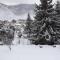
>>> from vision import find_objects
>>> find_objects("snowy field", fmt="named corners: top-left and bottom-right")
top-left (0, 29), bottom-right (60, 60)
top-left (0, 45), bottom-right (60, 60)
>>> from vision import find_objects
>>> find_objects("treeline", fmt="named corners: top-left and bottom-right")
top-left (0, 20), bottom-right (16, 45)
top-left (24, 0), bottom-right (60, 45)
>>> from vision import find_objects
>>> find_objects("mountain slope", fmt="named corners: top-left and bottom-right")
top-left (0, 3), bottom-right (35, 20)
top-left (0, 3), bottom-right (18, 20)
top-left (7, 4), bottom-right (35, 15)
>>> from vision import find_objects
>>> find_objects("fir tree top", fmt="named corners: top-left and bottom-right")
top-left (35, 0), bottom-right (54, 21)
top-left (27, 13), bottom-right (31, 21)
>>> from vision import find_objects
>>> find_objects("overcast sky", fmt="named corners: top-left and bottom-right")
top-left (0, 0), bottom-right (58, 5)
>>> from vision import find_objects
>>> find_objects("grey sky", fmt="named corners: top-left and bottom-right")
top-left (0, 0), bottom-right (58, 5)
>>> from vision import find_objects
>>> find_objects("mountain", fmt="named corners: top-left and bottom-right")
top-left (0, 3), bottom-right (17, 20)
top-left (7, 4), bottom-right (35, 15)
top-left (0, 3), bottom-right (35, 20)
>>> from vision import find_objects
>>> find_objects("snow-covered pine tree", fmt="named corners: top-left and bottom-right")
top-left (55, 1), bottom-right (60, 14)
top-left (24, 13), bottom-right (33, 38)
top-left (53, 1), bottom-right (60, 44)
top-left (31, 0), bottom-right (58, 45)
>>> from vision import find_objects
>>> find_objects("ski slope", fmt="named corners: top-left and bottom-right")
top-left (0, 45), bottom-right (60, 60)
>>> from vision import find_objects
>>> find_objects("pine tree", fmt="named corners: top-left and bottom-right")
top-left (31, 0), bottom-right (57, 45)
top-left (24, 13), bottom-right (32, 38)
top-left (54, 1), bottom-right (60, 44)
top-left (55, 1), bottom-right (60, 14)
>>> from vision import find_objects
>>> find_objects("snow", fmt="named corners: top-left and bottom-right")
top-left (13, 31), bottom-right (19, 45)
top-left (0, 45), bottom-right (60, 60)
top-left (13, 30), bottom-right (30, 45)
top-left (20, 36), bottom-right (30, 45)
top-left (13, 26), bottom-right (31, 45)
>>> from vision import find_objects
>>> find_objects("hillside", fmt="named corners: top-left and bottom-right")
top-left (0, 3), bottom-right (35, 20)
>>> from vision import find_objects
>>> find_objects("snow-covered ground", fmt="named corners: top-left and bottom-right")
top-left (0, 45), bottom-right (60, 60)
top-left (1, 27), bottom-right (59, 60)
